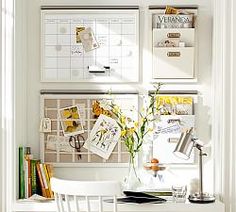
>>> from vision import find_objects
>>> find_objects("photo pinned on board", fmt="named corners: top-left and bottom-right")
top-left (79, 27), bottom-right (99, 52)
top-left (59, 105), bottom-right (84, 136)
top-left (76, 27), bottom-right (85, 43)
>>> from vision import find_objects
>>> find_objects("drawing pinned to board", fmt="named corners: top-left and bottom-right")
top-left (59, 105), bottom-right (84, 136)
top-left (84, 114), bottom-right (120, 160)
top-left (79, 27), bottom-right (100, 52)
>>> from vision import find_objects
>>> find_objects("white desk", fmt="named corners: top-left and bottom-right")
top-left (13, 200), bottom-right (224, 212)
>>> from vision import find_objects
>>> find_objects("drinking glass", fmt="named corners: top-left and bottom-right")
top-left (172, 185), bottom-right (187, 203)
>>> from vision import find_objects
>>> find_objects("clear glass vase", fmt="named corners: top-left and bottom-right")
top-left (123, 155), bottom-right (141, 190)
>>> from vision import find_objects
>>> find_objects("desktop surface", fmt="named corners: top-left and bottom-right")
top-left (14, 199), bottom-right (224, 212)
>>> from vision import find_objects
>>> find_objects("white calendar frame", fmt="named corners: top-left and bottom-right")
top-left (41, 8), bottom-right (140, 83)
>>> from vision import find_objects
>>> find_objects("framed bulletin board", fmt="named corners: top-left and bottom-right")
top-left (40, 91), bottom-right (138, 166)
top-left (41, 7), bottom-right (139, 82)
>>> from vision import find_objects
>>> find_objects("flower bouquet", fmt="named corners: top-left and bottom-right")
top-left (109, 84), bottom-right (162, 185)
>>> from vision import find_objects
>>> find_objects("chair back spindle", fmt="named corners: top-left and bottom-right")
top-left (51, 177), bottom-right (121, 212)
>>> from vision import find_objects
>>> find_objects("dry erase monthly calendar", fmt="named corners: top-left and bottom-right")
top-left (41, 9), bottom-right (139, 82)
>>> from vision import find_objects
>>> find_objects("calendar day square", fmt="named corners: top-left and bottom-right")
top-left (58, 58), bottom-right (70, 69)
top-left (96, 57), bottom-right (109, 67)
top-left (45, 35), bottom-right (57, 45)
top-left (45, 24), bottom-right (57, 34)
top-left (45, 57), bottom-right (57, 69)
top-left (122, 24), bottom-right (135, 35)
top-left (58, 69), bottom-right (71, 80)
top-left (58, 35), bottom-right (71, 45)
top-left (110, 35), bottom-right (122, 46)
top-left (58, 46), bottom-right (71, 56)
top-left (96, 47), bottom-right (109, 57)
top-left (111, 48), bottom-right (122, 58)
top-left (45, 46), bottom-right (57, 56)
top-left (71, 58), bottom-right (83, 69)
top-left (44, 69), bottom-right (57, 80)
top-left (58, 24), bottom-right (70, 35)
top-left (96, 23), bottom-right (109, 35)
top-left (110, 24), bottom-right (122, 34)
top-left (122, 35), bottom-right (136, 46)
top-left (71, 69), bottom-right (84, 79)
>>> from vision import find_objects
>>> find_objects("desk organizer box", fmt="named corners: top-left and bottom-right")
top-left (151, 8), bottom-right (197, 79)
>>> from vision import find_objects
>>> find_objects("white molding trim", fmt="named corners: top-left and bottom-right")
top-left (0, 0), bottom-right (15, 211)
top-left (212, 0), bottom-right (224, 199)
top-left (213, 0), bottom-right (236, 211)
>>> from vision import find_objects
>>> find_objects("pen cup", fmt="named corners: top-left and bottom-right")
top-left (172, 185), bottom-right (187, 203)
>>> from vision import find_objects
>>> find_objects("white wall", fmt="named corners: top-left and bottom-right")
top-left (15, 0), bottom-right (214, 198)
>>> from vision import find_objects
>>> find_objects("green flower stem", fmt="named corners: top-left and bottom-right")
top-left (129, 154), bottom-right (140, 182)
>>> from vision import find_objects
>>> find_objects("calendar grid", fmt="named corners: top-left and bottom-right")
top-left (42, 10), bottom-right (139, 82)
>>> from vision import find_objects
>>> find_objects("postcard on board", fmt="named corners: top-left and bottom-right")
top-left (84, 114), bottom-right (120, 160)
top-left (59, 105), bottom-right (84, 136)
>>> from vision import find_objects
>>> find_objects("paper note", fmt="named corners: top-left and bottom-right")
top-left (39, 118), bottom-right (51, 133)
top-left (46, 135), bottom-right (73, 152)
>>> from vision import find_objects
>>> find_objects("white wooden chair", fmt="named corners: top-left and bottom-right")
top-left (51, 177), bottom-right (121, 212)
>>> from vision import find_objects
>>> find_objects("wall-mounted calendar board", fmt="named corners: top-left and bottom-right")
top-left (40, 92), bottom-right (138, 166)
top-left (41, 8), bottom-right (139, 82)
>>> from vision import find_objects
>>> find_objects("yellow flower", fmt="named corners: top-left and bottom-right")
top-left (112, 105), bottom-right (120, 113)
top-left (125, 128), bottom-right (135, 136)
top-left (72, 113), bottom-right (79, 119)
top-left (65, 120), bottom-right (73, 127)
top-left (121, 130), bottom-right (127, 137)
top-left (63, 109), bottom-right (71, 118)
top-left (129, 127), bottom-right (135, 134)
top-left (148, 128), bottom-right (153, 132)
top-left (120, 116), bottom-right (126, 124)
top-left (66, 126), bottom-right (74, 132)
